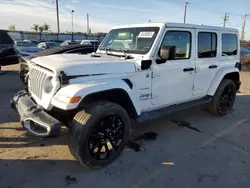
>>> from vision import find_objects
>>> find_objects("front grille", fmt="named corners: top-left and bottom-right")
top-left (29, 66), bottom-right (49, 100)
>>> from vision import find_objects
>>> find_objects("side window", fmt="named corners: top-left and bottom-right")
top-left (161, 31), bottom-right (191, 59)
top-left (198, 32), bottom-right (217, 58)
top-left (222, 33), bottom-right (238, 56)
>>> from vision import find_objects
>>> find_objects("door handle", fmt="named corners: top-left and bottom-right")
top-left (209, 65), bottom-right (217, 69)
top-left (183, 67), bottom-right (194, 72)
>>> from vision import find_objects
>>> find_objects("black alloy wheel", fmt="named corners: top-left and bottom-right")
top-left (88, 115), bottom-right (125, 160)
top-left (219, 86), bottom-right (235, 113)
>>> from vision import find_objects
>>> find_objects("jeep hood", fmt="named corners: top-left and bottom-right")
top-left (32, 54), bottom-right (137, 76)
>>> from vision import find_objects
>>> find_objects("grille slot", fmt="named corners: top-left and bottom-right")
top-left (29, 67), bottom-right (49, 100)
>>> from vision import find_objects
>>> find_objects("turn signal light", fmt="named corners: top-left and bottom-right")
top-left (69, 96), bottom-right (81, 103)
top-left (248, 58), bottom-right (250, 63)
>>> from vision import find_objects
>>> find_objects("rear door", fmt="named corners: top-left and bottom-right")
top-left (0, 30), bottom-right (20, 66)
top-left (193, 30), bottom-right (219, 96)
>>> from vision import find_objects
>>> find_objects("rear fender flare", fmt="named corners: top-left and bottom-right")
top-left (207, 67), bottom-right (239, 96)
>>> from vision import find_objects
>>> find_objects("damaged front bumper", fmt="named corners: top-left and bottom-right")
top-left (10, 90), bottom-right (61, 137)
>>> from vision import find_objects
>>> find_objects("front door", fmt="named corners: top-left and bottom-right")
top-left (151, 28), bottom-right (195, 106)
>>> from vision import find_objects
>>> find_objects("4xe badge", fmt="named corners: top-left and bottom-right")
top-left (139, 93), bottom-right (151, 100)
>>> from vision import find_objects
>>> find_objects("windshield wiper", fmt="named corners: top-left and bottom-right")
top-left (103, 47), bottom-right (134, 59)
top-left (120, 49), bottom-right (134, 59)
top-left (105, 47), bottom-right (113, 55)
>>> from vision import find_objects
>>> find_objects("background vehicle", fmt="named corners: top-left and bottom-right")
top-left (24, 39), bottom-right (39, 45)
top-left (60, 40), bottom-right (81, 46)
top-left (15, 40), bottom-right (40, 56)
top-left (0, 30), bottom-right (20, 71)
top-left (80, 40), bottom-right (100, 46)
top-left (240, 47), bottom-right (250, 64)
top-left (38, 42), bottom-right (59, 50)
top-left (19, 44), bottom-right (99, 83)
top-left (12, 23), bottom-right (241, 169)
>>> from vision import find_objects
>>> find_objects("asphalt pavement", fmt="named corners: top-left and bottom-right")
top-left (1, 64), bottom-right (250, 188)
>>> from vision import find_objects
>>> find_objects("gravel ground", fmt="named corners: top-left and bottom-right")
top-left (1, 64), bottom-right (250, 188)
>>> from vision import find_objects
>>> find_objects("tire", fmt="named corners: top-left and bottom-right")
top-left (207, 79), bottom-right (236, 116)
top-left (68, 101), bottom-right (130, 169)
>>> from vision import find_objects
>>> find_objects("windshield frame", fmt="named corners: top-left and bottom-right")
top-left (99, 27), bottom-right (160, 55)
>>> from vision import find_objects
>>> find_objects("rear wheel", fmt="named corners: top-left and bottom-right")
top-left (68, 101), bottom-right (130, 169)
top-left (207, 79), bottom-right (236, 116)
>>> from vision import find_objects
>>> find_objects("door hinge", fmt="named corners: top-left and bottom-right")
top-left (151, 93), bottom-right (158, 99)
top-left (192, 85), bottom-right (195, 90)
top-left (151, 72), bottom-right (160, 78)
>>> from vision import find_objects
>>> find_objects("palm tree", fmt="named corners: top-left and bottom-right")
top-left (43, 23), bottom-right (50, 32)
top-left (31, 24), bottom-right (39, 32)
top-left (38, 26), bottom-right (44, 33)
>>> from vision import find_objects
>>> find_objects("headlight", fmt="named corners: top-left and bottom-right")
top-left (43, 76), bottom-right (53, 94)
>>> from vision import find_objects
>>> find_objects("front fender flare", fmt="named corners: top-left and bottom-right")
top-left (51, 79), bottom-right (141, 115)
top-left (207, 67), bottom-right (239, 96)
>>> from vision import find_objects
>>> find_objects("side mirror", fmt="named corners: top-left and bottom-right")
top-left (159, 46), bottom-right (176, 60)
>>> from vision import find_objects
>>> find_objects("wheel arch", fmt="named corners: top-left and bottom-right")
top-left (51, 79), bottom-right (141, 116)
top-left (207, 67), bottom-right (240, 96)
top-left (78, 88), bottom-right (139, 118)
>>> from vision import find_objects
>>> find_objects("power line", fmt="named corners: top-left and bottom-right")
top-left (0, 1), bottom-right (55, 9)
top-left (60, 0), bottom-right (71, 12)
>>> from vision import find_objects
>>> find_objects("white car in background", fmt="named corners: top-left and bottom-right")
top-left (80, 40), bottom-right (100, 46)
top-left (15, 40), bottom-right (40, 56)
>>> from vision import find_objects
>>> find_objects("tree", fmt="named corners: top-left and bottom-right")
top-left (43, 23), bottom-right (50, 32)
top-left (8, 25), bottom-right (16, 31)
top-left (31, 24), bottom-right (39, 32)
top-left (38, 26), bottom-right (44, 33)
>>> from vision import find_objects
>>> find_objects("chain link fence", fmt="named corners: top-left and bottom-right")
top-left (6, 30), bottom-right (106, 42)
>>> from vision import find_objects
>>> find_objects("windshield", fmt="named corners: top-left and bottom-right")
top-left (99, 27), bottom-right (160, 54)
top-left (17, 41), bottom-right (36, 47)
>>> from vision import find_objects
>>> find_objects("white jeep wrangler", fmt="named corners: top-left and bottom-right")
top-left (11, 22), bottom-right (241, 168)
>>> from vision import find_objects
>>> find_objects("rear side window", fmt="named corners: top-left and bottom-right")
top-left (198, 32), bottom-right (217, 58)
top-left (222, 33), bottom-right (238, 56)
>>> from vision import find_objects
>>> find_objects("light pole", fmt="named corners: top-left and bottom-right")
top-left (184, 2), bottom-right (188, 24)
top-left (71, 10), bottom-right (74, 40)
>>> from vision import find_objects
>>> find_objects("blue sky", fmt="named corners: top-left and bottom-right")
top-left (0, 0), bottom-right (250, 40)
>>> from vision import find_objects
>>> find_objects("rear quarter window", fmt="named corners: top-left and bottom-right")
top-left (222, 33), bottom-right (238, 56)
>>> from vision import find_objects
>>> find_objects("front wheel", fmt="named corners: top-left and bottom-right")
top-left (68, 101), bottom-right (130, 169)
top-left (207, 79), bottom-right (236, 116)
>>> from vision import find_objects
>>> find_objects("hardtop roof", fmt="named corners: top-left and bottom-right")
top-left (111, 22), bottom-right (238, 33)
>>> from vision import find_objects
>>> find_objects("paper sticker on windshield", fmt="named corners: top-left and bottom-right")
top-left (138, 32), bottom-right (155, 38)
